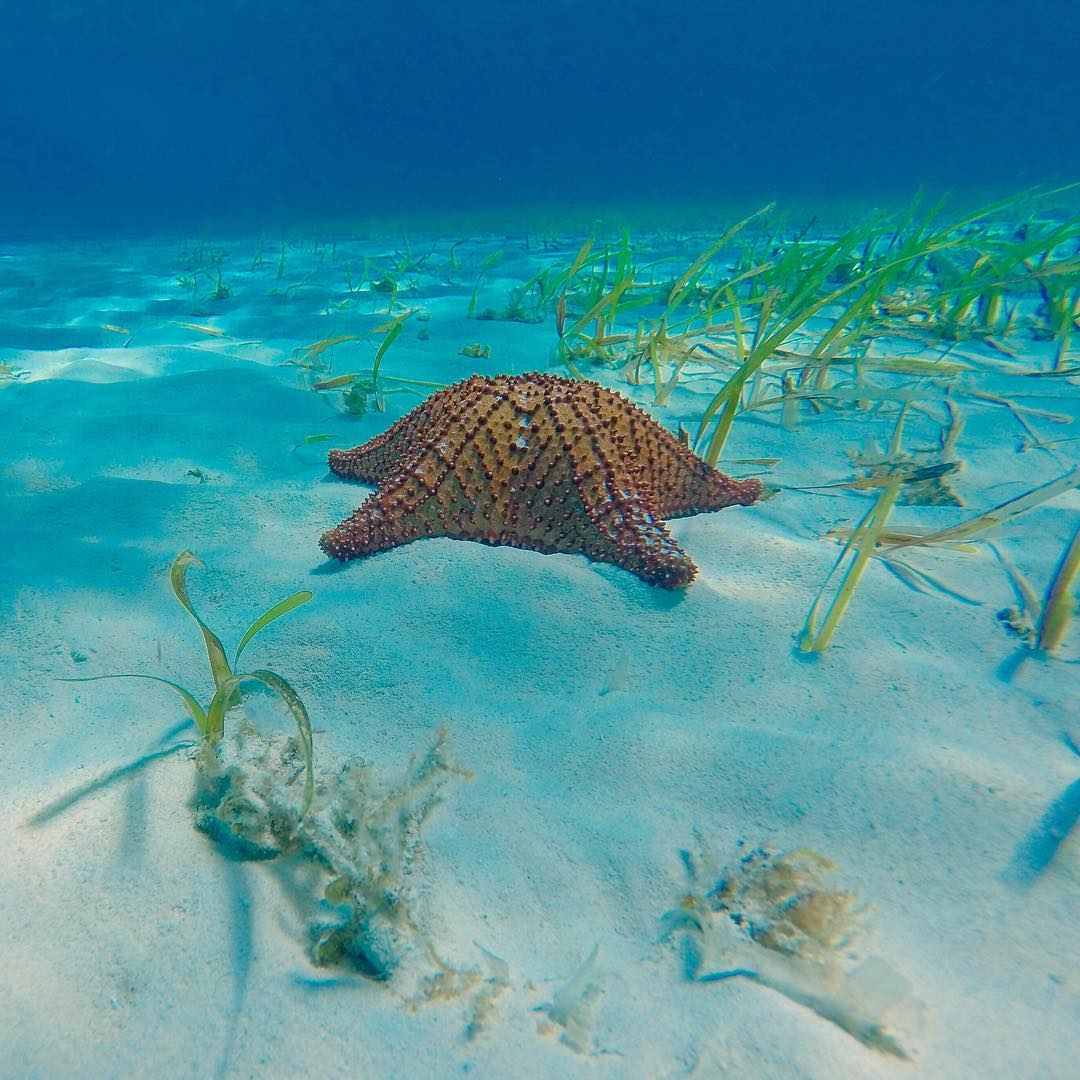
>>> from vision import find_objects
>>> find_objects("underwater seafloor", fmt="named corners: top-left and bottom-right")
top-left (1, 207), bottom-right (1078, 1079)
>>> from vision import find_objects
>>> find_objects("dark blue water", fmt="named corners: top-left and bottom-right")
top-left (2, 0), bottom-right (1077, 234)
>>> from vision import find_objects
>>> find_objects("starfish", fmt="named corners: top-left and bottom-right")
top-left (320, 373), bottom-right (761, 588)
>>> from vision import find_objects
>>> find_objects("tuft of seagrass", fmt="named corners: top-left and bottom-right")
top-left (321, 373), bottom-right (761, 588)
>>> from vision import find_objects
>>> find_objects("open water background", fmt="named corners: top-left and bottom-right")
top-left (2, 1), bottom-right (1078, 234)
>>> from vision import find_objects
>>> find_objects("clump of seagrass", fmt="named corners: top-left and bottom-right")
top-left (64, 551), bottom-right (468, 980)
top-left (662, 834), bottom-right (916, 1059)
top-left (62, 550), bottom-right (316, 810)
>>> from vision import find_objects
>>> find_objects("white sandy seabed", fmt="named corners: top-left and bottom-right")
top-left (0, 232), bottom-right (1077, 1079)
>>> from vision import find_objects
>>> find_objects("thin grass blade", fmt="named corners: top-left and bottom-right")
top-left (667, 203), bottom-right (774, 309)
top-left (240, 670), bottom-right (315, 815)
top-left (170, 551), bottom-right (233, 689)
top-left (799, 477), bottom-right (903, 652)
top-left (886, 467), bottom-right (1080, 549)
top-left (233, 591), bottom-right (313, 669)
top-left (1036, 524), bottom-right (1080, 654)
top-left (371, 318), bottom-right (405, 382)
top-left (59, 674), bottom-right (208, 736)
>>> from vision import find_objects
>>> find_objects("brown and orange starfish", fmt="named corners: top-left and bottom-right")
top-left (320, 373), bottom-right (761, 588)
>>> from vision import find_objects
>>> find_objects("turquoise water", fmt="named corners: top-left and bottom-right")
top-left (1, 4), bottom-right (1079, 1078)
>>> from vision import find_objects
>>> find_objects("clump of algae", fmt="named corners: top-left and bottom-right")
top-left (415, 944), bottom-right (511, 1040)
top-left (198, 721), bottom-right (469, 980)
top-left (62, 551), bottom-right (470, 982)
top-left (662, 834), bottom-right (916, 1059)
top-left (537, 944), bottom-right (605, 1054)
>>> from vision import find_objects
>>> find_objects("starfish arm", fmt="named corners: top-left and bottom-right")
top-left (577, 475), bottom-right (699, 589)
top-left (321, 383), bottom-right (511, 560)
top-left (620, 402), bottom-right (762, 516)
top-left (327, 409), bottom-right (430, 484)
top-left (320, 491), bottom-right (406, 561)
top-left (653, 451), bottom-right (762, 519)
top-left (328, 377), bottom-right (489, 483)
top-left (319, 459), bottom-right (449, 561)
top-left (559, 397), bottom-right (698, 588)
top-left (569, 381), bottom-right (760, 517)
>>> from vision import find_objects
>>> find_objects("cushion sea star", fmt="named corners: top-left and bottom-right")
top-left (320, 373), bottom-right (761, 588)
